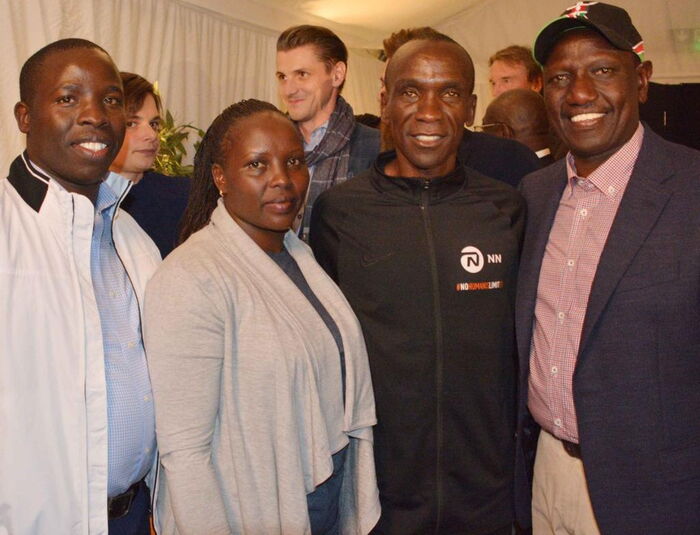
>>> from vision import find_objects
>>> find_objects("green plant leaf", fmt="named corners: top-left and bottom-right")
top-left (154, 108), bottom-right (204, 178)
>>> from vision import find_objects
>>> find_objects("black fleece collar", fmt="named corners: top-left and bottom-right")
top-left (7, 152), bottom-right (50, 213)
top-left (370, 150), bottom-right (467, 202)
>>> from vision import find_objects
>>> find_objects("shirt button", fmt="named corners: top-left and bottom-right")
top-left (109, 291), bottom-right (116, 298)
top-left (580, 208), bottom-right (588, 217)
top-left (608, 186), bottom-right (616, 194)
top-left (567, 259), bottom-right (575, 268)
top-left (145, 448), bottom-right (151, 454)
top-left (127, 341), bottom-right (135, 348)
top-left (144, 395), bottom-right (150, 402)
top-left (551, 366), bottom-right (558, 374)
top-left (554, 418), bottom-right (562, 427)
top-left (558, 311), bottom-right (565, 322)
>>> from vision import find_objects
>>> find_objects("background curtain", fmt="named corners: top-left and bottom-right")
top-left (436, 0), bottom-right (700, 125)
top-left (2, 0), bottom-right (698, 172)
top-left (0, 0), bottom-right (383, 174)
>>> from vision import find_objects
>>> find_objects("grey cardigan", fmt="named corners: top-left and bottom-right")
top-left (144, 202), bottom-right (379, 534)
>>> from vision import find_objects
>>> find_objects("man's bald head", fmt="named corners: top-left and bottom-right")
top-left (484, 89), bottom-right (549, 138)
top-left (385, 38), bottom-right (475, 95)
top-left (482, 88), bottom-right (551, 153)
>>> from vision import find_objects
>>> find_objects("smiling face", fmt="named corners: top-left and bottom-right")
top-left (543, 29), bottom-right (652, 176)
top-left (110, 93), bottom-right (160, 182)
top-left (212, 111), bottom-right (309, 252)
top-left (276, 44), bottom-right (345, 138)
top-left (383, 39), bottom-right (476, 179)
top-left (14, 47), bottom-right (125, 197)
top-left (489, 60), bottom-right (540, 97)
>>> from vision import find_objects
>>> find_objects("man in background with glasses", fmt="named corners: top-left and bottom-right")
top-left (476, 88), bottom-right (556, 167)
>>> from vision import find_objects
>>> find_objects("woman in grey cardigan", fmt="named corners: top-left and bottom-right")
top-left (144, 100), bottom-right (380, 534)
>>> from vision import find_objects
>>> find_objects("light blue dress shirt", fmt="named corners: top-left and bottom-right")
top-left (304, 121), bottom-right (329, 154)
top-left (303, 121), bottom-right (329, 184)
top-left (90, 183), bottom-right (156, 497)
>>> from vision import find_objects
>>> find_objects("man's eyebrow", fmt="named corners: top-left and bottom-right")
top-left (129, 111), bottom-right (162, 120)
top-left (55, 83), bottom-right (82, 92)
top-left (395, 77), bottom-right (465, 86)
top-left (276, 68), bottom-right (308, 75)
top-left (393, 78), bottom-right (421, 86)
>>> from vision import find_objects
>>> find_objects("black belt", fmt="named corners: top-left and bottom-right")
top-left (561, 438), bottom-right (582, 459)
top-left (108, 479), bottom-right (144, 520)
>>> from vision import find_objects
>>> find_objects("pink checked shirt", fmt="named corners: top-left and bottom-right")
top-left (528, 124), bottom-right (644, 443)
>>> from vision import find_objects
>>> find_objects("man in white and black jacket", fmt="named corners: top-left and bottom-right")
top-left (310, 34), bottom-right (525, 534)
top-left (0, 39), bottom-right (161, 534)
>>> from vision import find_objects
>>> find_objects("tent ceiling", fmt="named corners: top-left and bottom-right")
top-left (184, 0), bottom-right (484, 47)
top-left (250, 0), bottom-right (481, 35)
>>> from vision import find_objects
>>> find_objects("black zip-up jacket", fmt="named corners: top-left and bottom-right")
top-left (310, 152), bottom-right (526, 534)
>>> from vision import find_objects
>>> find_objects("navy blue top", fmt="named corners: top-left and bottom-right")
top-left (267, 246), bottom-right (348, 534)
top-left (268, 247), bottom-right (346, 400)
top-left (120, 171), bottom-right (190, 258)
top-left (459, 130), bottom-right (540, 188)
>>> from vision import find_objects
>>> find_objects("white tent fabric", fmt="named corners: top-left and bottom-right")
top-left (1, 0), bottom-right (698, 174)
top-left (0, 0), bottom-right (382, 174)
top-left (436, 0), bottom-right (700, 125)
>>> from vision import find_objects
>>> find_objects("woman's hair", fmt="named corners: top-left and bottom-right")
top-left (120, 72), bottom-right (162, 115)
top-left (178, 99), bottom-right (285, 243)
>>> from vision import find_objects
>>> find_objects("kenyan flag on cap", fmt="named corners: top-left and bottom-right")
top-left (533, 2), bottom-right (645, 65)
top-left (563, 2), bottom-right (599, 19)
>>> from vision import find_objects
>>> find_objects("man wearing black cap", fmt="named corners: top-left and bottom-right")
top-left (515, 3), bottom-right (700, 534)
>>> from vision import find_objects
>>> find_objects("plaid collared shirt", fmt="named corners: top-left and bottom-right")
top-left (528, 123), bottom-right (644, 443)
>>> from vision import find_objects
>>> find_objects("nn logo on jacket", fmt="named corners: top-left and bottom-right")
top-left (460, 246), bottom-right (502, 274)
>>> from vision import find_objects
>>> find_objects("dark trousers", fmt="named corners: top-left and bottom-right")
top-left (108, 482), bottom-right (151, 535)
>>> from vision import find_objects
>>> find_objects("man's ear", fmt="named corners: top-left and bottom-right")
top-left (14, 101), bottom-right (30, 134)
top-left (637, 60), bottom-right (653, 104)
top-left (331, 61), bottom-right (347, 89)
top-left (380, 88), bottom-right (388, 116)
top-left (463, 94), bottom-right (477, 127)
top-left (531, 74), bottom-right (543, 94)
top-left (381, 93), bottom-right (391, 126)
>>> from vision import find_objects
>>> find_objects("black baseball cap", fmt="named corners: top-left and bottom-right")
top-left (534, 2), bottom-right (645, 65)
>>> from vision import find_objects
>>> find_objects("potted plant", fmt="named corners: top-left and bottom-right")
top-left (154, 109), bottom-right (204, 178)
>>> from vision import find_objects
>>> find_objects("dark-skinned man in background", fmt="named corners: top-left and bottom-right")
top-left (480, 88), bottom-right (556, 167)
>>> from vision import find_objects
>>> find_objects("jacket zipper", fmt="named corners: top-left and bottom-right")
top-left (420, 179), bottom-right (445, 533)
